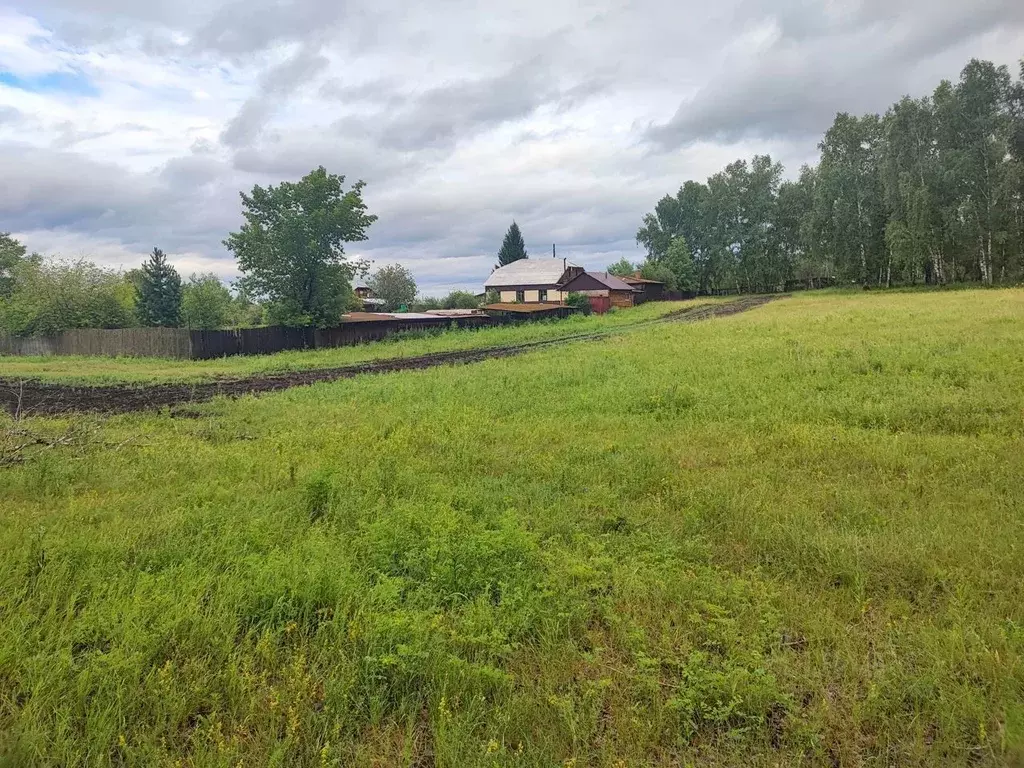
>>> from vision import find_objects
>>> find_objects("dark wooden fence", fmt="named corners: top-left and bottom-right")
top-left (311, 315), bottom-right (492, 350)
top-left (1, 314), bottom-right (511, 361)
top-left (189, 326), bottom-right (316, 359)
top-left (1, 328), bottom-right (191, 358)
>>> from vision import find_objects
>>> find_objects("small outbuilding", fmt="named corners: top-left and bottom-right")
top-left (619, 275), bottom-right (666, 304)
top-left (559, 271), bottom-right (639, 312)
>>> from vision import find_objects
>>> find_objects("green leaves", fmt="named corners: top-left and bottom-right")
top-left (440, 291), bottom-right (480, 310)
top-left (367, 264), bottom-right (417, 312)
top-left (0, 256), bottom-right (136, 336)
top-left (606, 257), bottom-right (636, 277)
top-left (181, 273), bottom-right (233, 330)
top-left (0, 232), bottom-right (28, 299)
top-left (638, 55), bottom-right (1024, 291)
top-left (497, 221), bottom-right (528, 266)
top-left (664, 237), bottom-right (697, 293)
top-left (137, 248), bottom-right (182, 327)
top-left (224, 167), bottom-right (377, 327)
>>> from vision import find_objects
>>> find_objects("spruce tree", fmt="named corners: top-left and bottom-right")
top-left (137, 247), bottom-right (182, 327)
top-left (497, 221), bottom-right (528, 266)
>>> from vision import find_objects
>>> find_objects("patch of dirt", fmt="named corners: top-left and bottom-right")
top-left (0, 295), bottom-right (782, 416)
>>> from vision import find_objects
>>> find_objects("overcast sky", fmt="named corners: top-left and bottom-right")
top-left (1, 0), bottom-right (1022, 295)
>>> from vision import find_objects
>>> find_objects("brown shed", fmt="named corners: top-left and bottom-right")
top-left (619, 275), bottom-right (666, 303)
top-left (559, 271), bottom-right (639, 309)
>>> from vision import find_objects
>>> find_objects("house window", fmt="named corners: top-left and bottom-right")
top-left (515, 290), bottom-right (525, 303)
top-left (538, 289), bottom-right (548, 302)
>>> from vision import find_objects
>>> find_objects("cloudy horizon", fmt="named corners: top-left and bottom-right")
top-left (1, 0), bottom-right (1022, 296)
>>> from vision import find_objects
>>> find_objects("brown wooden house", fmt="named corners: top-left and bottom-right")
top-left (483, 259), bottom-right (584, 303)
top-left (353, 285), bottom-right (387, 311)
top-left (559, 271), bottom-right (639, 311)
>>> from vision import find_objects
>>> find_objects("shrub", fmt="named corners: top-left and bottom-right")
top-left (413, 296), bottom-right (443, 312)
top-left (0, 258), bottom-right (136, 335)
top-left (565, 292), bottom-right (592, 315)
top-left (441, 291), bottom-right (480, 309)
top-left (182, 273), bottom-right (233, 329)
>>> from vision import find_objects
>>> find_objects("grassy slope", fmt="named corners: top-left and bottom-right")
top-left (1, 289), bottom-right (1023, 767)
top-left (0, 301), bottom-right (696, 385)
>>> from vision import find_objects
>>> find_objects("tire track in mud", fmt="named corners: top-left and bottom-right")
top-left (1, 295), bottom-right (781, 416)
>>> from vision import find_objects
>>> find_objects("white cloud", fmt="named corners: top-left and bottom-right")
top-left (1, 1), bottom-right (1022, 295)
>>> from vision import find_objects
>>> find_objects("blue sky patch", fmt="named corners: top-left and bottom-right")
top-left (0, 69), bottom-right (99, 97)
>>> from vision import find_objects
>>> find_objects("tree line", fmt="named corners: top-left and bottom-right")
top-left (0, 237), bottom-right (262, 335)
top-left (636, 57), bottom-right (1024, 293)
top-left (0, 166), bottom-right (511, 337)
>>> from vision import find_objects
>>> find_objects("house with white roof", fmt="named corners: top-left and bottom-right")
top-left (483, 258), bottom-right (584, 303)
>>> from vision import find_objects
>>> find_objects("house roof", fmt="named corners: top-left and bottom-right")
top-left (620, 275), bottom-right (665, 286)
top-left (484, 258), bottom-right (580, 288)
top-left (482, 302), bottom-right (568, 313)
top-left (564, 271), bottom-right (639, 291)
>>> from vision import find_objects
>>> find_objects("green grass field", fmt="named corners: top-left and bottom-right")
top-left (2, 289), bottom-right (1023, 766)
top-left (0, 301), bottom-right (697, 385)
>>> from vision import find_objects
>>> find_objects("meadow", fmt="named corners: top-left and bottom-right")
top-left (1, 288), bottom-right (1022, 767)
top-left (0, 300), bottom-right (698, 385)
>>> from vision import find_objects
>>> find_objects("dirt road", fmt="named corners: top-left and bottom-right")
top-left (0, 296), bottom-right (780, 416)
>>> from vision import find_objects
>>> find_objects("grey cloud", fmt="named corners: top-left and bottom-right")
top-left (0, 144), bottom-right (243, 261)
top-left (230, 134), bottom-right (422, 185)
top-left (50, 121), bottom-right (121, 149)
top-left (326, 56), bottom-right (610, 154)
top-left (375, 66), bottom-right (557, 152)
top-left (647, 0), bottom-right (1024, 147)
top-left (318, 78), bottom-right (403, 107)
top-left (159, 154), bottom-right (229, 188)
top-left (220, 44), bottom-right (330, 148)
top-left (0, 107), bottom-right (21, 126)
top-left (0, 145), bottom-right (156, 231)
top-left (189, 0), bottom-right (358, 55)
top-left (7, 0), bottom-right (1024, 295)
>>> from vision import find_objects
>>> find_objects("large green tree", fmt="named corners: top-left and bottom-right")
top-left (0, 233), bottom-right (29, 299)
top-left (137, 247), bottom-right (182, 327)
top-left (1009, 62), bottom-right (1024, 271)
top-left (181, 273), bottom-right (234, 329)
top-left (945, 60), bottom-right (1014, 284)
top-left (497, 222), bottom-right (528, 266)
top-left (367, 264), bottom-right (417, 312)
top-left (225, 167), bottom-right (376, 327)
top-left (777, 166), bottom-right (827, 285)
top-left (816, 114), bottom-right (887, 287)
top-left (663, 237), bottom-right (697, 293)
